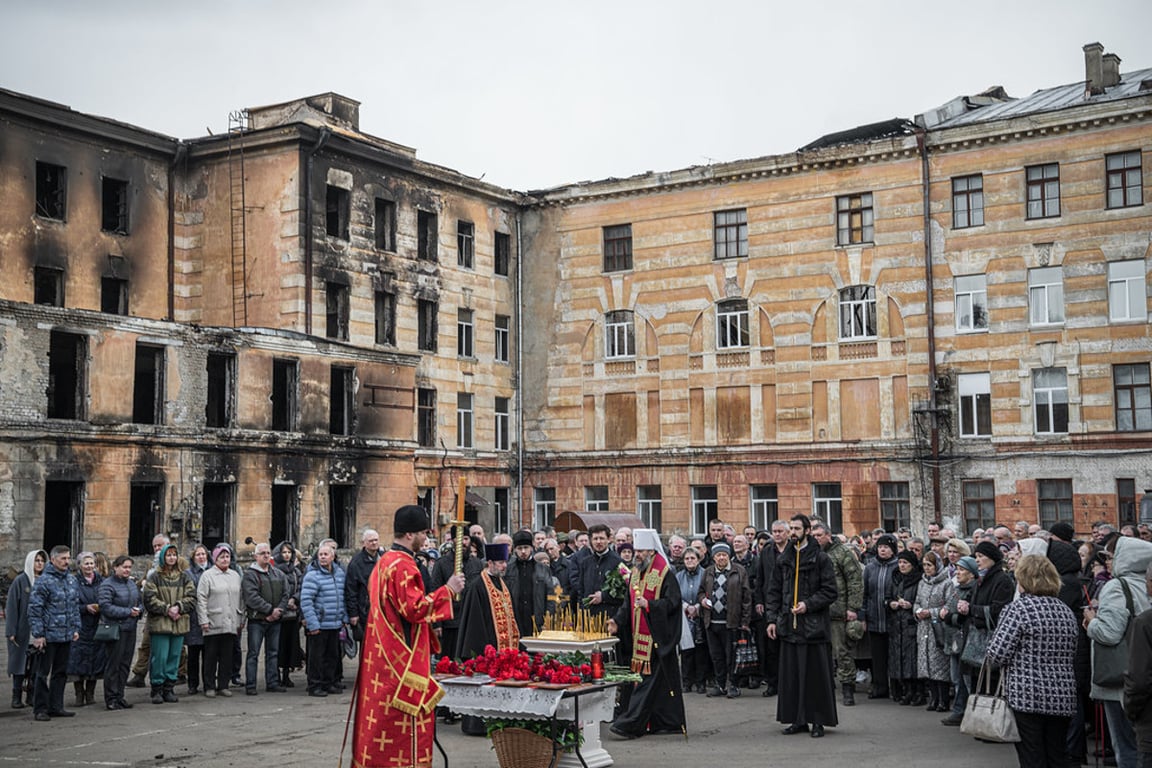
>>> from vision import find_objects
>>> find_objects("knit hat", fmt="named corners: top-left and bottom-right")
top-left (974, 540), bottom-right (1003, 563)
top-left (211, 543), bottom-right (232, 563)
top-left (875, 534), bottom-right (898, 553)
top-left (897, 550), bottom-right (920, 567)
top-left (1049, 522), bottom-right (1075, 542)
top-left (617, 543), bottom-right (634, 555)
top-left (512, 530), bottom-right (534, 548)
top-left (393, 504), bottom-right (430, 534)
top-left (711, 542), bottom-right (732, 556)
top-left (956, 556), bottom-right (980, 577)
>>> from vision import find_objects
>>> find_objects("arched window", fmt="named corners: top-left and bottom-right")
top-left (839, 285), bottom-right (876, 340)
top-left (716, 299), bottom-right (749, 349)
top-left (605, 310), bottom-right (635, 358)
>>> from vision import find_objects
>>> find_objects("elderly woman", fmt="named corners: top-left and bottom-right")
top-left (985, 555), bottom-right (1078, 768)
top-left (5, 550), bottom-right (47, 708)
top-left (886, 550), bottom-right (922, 705)
top-left (862, 533), bottom-right (899, 699)
top-left (197, 544), bottom-right (244, 697)
top-left (67, 552), bottom-right (106, 706)
top-left (675, 547), bottom-right (707, 693)
top-left (183, 544), bottom-right (210, 695)
top-left (914, 551), bottom-right (953, 712)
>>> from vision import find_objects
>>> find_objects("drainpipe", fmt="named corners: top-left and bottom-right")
top-left (167, 142), bottom-right (187, 321)
top-left (303, 128), bottom-right (331, 336)
top-left (515, 211), bottom-right (525, 529)
top-left (916, 127), bottom-right (942, 522)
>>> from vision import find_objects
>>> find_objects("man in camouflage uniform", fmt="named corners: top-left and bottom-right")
top-left (812, 522), bottom-right (863, 706)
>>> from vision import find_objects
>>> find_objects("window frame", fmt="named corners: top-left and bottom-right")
top-left (637, 485), bottom-right (663, 529)
top-left (35, 161), bottom-right (67, 221)
top-left (958, 372), bottom-right (993, 437)
top-left (690, 485), bottom-right (718, 537)
top-left (584, 486), bottom-right (609, 513)
top-left (749, 484), bottom-right (778, 532)
top-left (716, 299), bottom-right (750, 350)
top-left (604, 310), bottom-right (636, 359)
top-left (417, 210), bottom-right (438, 262)
top-left (325, 185), bottom-right (350, 240)
top-left (456, 392), bottom-right (474, 449)
top-left (839, 285), bottom-right (877, 341)
top-left (374, 197), bottom-right (397, 251)
top-left (325, 282), bottom-right (350, 341)
top-left (375, 284), bottom-right (396, 346)
top-left (1028, 266), bottom-right (1065, 326)
top-left (954, 274), bottom-right (988, 332)
top-left (457, 220), bottom-right (474, 269)
top-left (534, 487), bottom-right (556, 529)
top-left (962, 479), bottom-right (996, 533)
top-left (1033, 367), bottom-right (1069, 435)
top-left (836, 192), bottom-right (873, 246)
top-left (417, 387), bottom-right (436, 448)
top-left (494, 314), bottom-right (510, 363)
top-left (812, 482), bottom-right (843, 533)
top-left (603, 224), bottom-right (633, 273)
top-left (879, 481), bottom-right (910, 532)
top-left (34, 266), bottom-right (65, 307)
top-left (417, 299), bottom-right (438, 352)
top-left (713, 208), bottom-right (748, 260)
top-left (495, 396), bottom-right (510, 451)
top-left (1114, 363), bottom-right (1152, 432)
top-left (951, 174), bottom-right (984, 229)
top-left (101, 176), bottom-right (130, 234)
top-left (131, 343), bottom-right (166, 426)
top-left (1108, 260), bottom-right (1147, 323)
top-left (494, 231), bottom-right (511, 277)
top-left (1037, 479), bottom-right (1074, 529)
top-left (329, 365), bottom-right (355, 436)
top-left (456, 308), bottom-right (474, 358)
top-left (1106, 151), bottom-right (1143, 210)
top-left (101, 276), bottom-right (129, 315)
top-left (1025, 163), bottom-right (1060, 220)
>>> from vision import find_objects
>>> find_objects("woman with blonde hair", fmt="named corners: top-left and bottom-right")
top-left (985, 554), bottom-right (1078, 768)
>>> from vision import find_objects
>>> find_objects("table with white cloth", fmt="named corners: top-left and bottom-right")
top-left (438, 677), bottom-right (624, 768)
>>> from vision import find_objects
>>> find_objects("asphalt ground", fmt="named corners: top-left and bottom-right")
top-left (0, 641), bottom-right (1020, 768)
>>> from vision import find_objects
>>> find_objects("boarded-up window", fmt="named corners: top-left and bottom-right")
top-left (716, 386), bottom-right (750, 445)
top-left (690, 388), bottom-right (705, 444)
top-left (605, 392), bottom-right (637, 450)
top-left (762, 384), bottom-right (776, 442)
top-left (647, 390), bottom-right (661, 445)
top-left (584, 395), bottom-right (596, 450)
top-left (841, 379), bottom-right (881, 440)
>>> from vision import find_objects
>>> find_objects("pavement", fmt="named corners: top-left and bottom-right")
top-left (0, 657), bottom-right (1020, 768)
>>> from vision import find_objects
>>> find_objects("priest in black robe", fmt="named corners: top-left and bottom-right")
top-left (607, 529), bottom-right (687, 739)
top-left (765, 514), bottom-right (839, 738)
top-left (504, 530), bottom-right (555, 637)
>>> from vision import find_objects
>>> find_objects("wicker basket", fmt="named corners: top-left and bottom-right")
top-left (490, 727), bottom-right (556, 768)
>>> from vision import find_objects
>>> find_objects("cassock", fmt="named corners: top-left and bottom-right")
top-left (765, 536), bottom-right (839, 729)
top-left (610, 551), bottom-right (687, 737)
top-left (454, 567), bottom-right (520, 736)
top-left (352, 544), bottom-right (455, 768)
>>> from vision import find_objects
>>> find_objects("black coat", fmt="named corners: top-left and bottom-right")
top-left (428, 546), bottom-right (484, 630)
top-left (885, 567), bottom-right (921, 680)
top-left (343, 547), bottom-right (381, 628)
top-left (504, 556), bottom-right (554, 636)
top-left (970, 565), bottom-right (1016, 631)
top-left (756, 544), bottom-right (788, 609)
top-left (765, 538), bottom-right (837, 644)
top-left (572, 547), bottom-right (624, 618)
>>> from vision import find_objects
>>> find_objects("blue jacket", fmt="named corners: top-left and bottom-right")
top-left (97, 575), bottom-right (142, 628)
top-left (300, 560), bottom-right (347, 631)
top-left (29, 562), bottom-right (80, 642)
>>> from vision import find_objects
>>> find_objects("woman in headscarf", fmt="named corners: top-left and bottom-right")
top-left (914, 550), bottom-right (953, 711)
top-left (142, 543), bottom-right (196, 704)
top-left (886, 550), bottom-right (923, 705)
top-left (861, 533), bottom-right (898, 699)
top-left (182, 544), bottom-right (210, 695)
top-left (273, 541), bottom-right (304, 688)
top-left (67, 552), bottom-right (106, 706)
top-left (5, 549), bottom-right (46, 708)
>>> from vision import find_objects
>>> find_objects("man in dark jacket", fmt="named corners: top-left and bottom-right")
top-left (755, 520), bottom-right (790, 696)
top-left (505, 530), bottom-right (556, 636)
top-left (572, 524), bottom-right (624, 619)
top-left (28, 545), bottom-right (80, 721)
top-left (766, 515), bottom-right (839, 738)
top-left (241, 543), bottom-right (289, 694)
top-left (344, 529), bottom-right (382, 643)
top-left (699, 542), bottom-right (752, 698)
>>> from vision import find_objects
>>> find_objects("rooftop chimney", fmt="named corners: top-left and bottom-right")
top-left (1084, 42), bottom-right (1105, 95)
top-left (1103, 53), bottom-right (1122, 88)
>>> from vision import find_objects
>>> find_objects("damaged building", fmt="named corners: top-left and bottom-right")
top-left (0, 42), bottom-right (1150, 561)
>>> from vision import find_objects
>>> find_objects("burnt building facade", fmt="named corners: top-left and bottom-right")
top-left (0, 42), bottom-right (1149, 562)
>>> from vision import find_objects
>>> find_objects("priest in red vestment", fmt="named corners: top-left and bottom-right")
top-left (351, 505), bottom-right (464, 768)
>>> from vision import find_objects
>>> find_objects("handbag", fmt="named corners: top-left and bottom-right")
top-left (1092, 578), bottom-right (1135, 688)
top-left (339, 625), bottom-right (358, 659)
top-left (960, 606), bottom-right (993, 668)
top-left (732, 629), bottom-right (759, 677)
top-left (930, 617), bottom-right (946, 650)
top-left (960, 660), bottom-right (1020, 743)
top-left (94, 619), bottom-right (120, 643)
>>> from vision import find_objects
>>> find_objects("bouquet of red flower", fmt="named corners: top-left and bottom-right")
top-left (461, 646), bottom-right (533, 680)
top-left (435, 656), bottom-right (461, 675)
top-left (450, 646), bottom-right (589, 685)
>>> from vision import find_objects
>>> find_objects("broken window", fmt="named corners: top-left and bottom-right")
top-left (456, 392), bottom-right (474, 449)
top-left (101, 276), bottom-right (129, 315)
top-left (457, 220), bottom-right (474, 268)
top-left (35, 161), bottom-right (67, 220)
top-left (271, 358), bottom-right (299, 431)
top-left (101, 177), bottom-right (129, 234)
top-left (494, 231), bottom-right (511, 276)
top-left (34, 266), bottom-right (64, 307)
top-left (328, 485), bottom-right (356, 548)
top-left (47, 330), bottom-right (86, 420)
top-left (374, 197), bottom-right (397, 250)
top-left (326, 185), bottom-right (350, 239)
top-left (128, 483), bottom-right (163, 556)
top-left (330, 365), bottom-right (355, 436)
top-left (495, 396), bottom-right (510, 451)
top-left (457, 308), bottom-right (474, 358)
top-left (418, 298), bottom-right (438, 352)
top-left (205, 352), bottom-right (236, 428)
top-left (201, 483), bottom-right (234, 550)
top-left (132, 344), bottom-right (165, 425)
top-left (43, 481), bottom-right (84, 552)
top-left (417, 210), bottom-right (438, 262)
top-left (836, 193), bottom-right (874, 245)
top-left (495, 314), bottom-right (510, 363)
top-left (375, 280), bottom-right (396, 346)
top-left (417, 387), bottom-right (436, 447)
top-left (271, 485), bottom-right (300, 549)
top-left (326, 281), bottom-right (350, 340)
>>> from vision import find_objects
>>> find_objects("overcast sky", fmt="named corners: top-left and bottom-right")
top-left (3, 1), bottom-right (1149, 191)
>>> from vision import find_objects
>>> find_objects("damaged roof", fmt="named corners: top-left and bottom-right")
top-left (798, 118), bottom-right (918, 152)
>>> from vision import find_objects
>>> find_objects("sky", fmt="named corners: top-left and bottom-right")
top-left (3, 1), bottom-right (1150, 191)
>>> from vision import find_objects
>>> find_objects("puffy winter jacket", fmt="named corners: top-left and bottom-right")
top-left (143, 557), bottom-right (197, 635)
top-left (301, 560), bottom-right (347, 631)
top-left (196, 564), bottom-right (244, 636)
top-left (28, 561), bottom-right (80, 642)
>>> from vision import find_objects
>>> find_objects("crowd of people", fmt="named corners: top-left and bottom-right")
top-left (5, 514), bottom-right (1152, 768)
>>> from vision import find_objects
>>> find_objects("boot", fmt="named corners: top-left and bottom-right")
top-left (128, 672), bottom-right (146, 688)
top-left (11, 676), bottom-right (24, 709)
top-left (161, 683), bottom-right (178, 703)
top-left (281, 670), bottom-right (294, 688)
top-left (84, 679), bottom-right (97, 706)
top-left (937, 683), bottom-right (952, 712)
top-left (892, 680), bottom-right (906, 704)
top-left (842, 682), bottom-right (855, 707)
top-left (924, 680), bottom-right (938, 711)
top-left (150, 685), bottom-right (164, 705)
top-left (909, 680), bottom-right (926, 707)
top-left (74, 681), bottom-right (86, 707)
